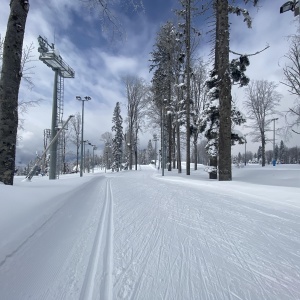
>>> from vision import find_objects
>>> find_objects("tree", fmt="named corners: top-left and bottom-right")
top-left (150, 21), bottom-right (179, 172)
top-left (199, 0), bottom-right (256, 180)
top-left (147, 139), bottom-right (154, 163)
top-left (0, 0), bottom-right (29, 185)
top-left (274, 143), bottom-right (279, 161)
top-left (1, 34), bottom-right (40, 141)
top-left (101, 132), bottom-right (113, 170)
top-left (190, 59), bottom-right (209, 171)
top-left (279, 140), bottom-right (286, 163)
top-left (216, 0), bottom-right (232, 180)
top-left (111, 102), bottom-right (123, 172)
top-left (124, 75), bottom-right (149, 170)
top-left (217, 0), bottom-right (260, 180)
top-left (69, 112), bottom-right (81, 173)
top-left (0, 0), bottom-right (143, 185)
top-left (282, 32), bottom-right (300, 133)
top-left (244, 80), bottom-right (282, 167)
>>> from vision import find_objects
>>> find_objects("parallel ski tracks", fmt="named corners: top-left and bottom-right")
top-left (80, 178), bottom-right (114, 300)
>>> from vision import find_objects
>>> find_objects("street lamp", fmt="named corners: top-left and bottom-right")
top-left (271, 118), bottom-right (279, 166)
top-left (76, 96), bottom-right (91, 177)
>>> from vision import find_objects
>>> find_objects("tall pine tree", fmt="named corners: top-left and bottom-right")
top-left (112, 102), bottom-right (123, 172)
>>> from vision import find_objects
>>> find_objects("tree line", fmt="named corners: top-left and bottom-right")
top-left (1, 0), bottom-right (300, 184)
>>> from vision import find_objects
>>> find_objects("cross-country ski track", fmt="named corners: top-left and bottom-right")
top-left (0, 164), bottom-right (299, 300)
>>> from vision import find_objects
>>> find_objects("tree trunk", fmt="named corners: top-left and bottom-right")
top-left (168, 113), bottom-right (172, 171)
top-left (129, 123), bottom-right (133, 170)
top-left (194, 135), bottom-right (198, 170)
top-left (217, 0), bottom-right (232, 181)
top-left (185, 0), bottom-right (191, 175)
top-left (0, 0), bottom-right (29, 185)
top-left (176, 116), bottom-right (182, 174)
top-left (172, 125), bottom-right (176, 169)
top-left (261, 135), bottom-right (266, 167)
top-left (209, 156), bottom-right (218, 179)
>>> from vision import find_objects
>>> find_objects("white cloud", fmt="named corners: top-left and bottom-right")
top-left (1, 0), bottom-right (300, 163)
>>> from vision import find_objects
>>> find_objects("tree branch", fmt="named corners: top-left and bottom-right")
top-left (230, 44), bottom-right (270, 57)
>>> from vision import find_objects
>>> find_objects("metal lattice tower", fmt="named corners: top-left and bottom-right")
top-left (37, 36), bottom-right (75, 179)
top-left (56, 76), bottom-right (65, 178)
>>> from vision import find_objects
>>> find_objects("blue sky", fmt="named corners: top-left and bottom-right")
top-left (0, 0), bottom-right (299, 164)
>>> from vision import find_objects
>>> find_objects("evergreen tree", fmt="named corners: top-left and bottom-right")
top-left (274, 144), bottom-right (279, 161)
top-left (150, 21), bottom-right (180, 172)
top-left (111, 102), bottom-right (123, 172)
top-left (279, 140), bottom-right (286, 163)
top-left (147, 140), bottom-right (154, 163)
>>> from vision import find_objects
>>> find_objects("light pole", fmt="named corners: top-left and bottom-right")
top-left (271, 117), bottom-right (279, 166)
top-left (76, 96), bottom-right (91, 177)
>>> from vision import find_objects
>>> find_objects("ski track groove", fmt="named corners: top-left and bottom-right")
top-left (79, 178), bottom-right (113, 300)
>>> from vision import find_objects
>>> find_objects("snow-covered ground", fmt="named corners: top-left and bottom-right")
top-left (0, 164), bottom-right (299, 300)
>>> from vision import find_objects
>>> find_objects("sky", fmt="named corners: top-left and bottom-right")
top-left (1, 0), bottom-right (300, 166)
top-left (0, 163), bottom-right (299, 298)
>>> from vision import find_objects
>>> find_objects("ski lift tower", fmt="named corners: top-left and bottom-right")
top-left (37, 36), bottom-right (75, 179)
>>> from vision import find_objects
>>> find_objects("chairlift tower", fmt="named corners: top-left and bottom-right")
top-left (37, 36), bottom-right (75, 179)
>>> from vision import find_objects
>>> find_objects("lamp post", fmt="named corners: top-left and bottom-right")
top-left (271, 117), bottom-right (279, 166)
top-left (76, 96), bottom-right (91, 177)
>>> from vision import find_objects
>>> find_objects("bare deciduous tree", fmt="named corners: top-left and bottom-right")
top-left (101, 131), bottom-right (113, 170)
top-left (20, 42), bottom-right (36, 90)
top-left (282, 33), bottom-right (300, 133)
top-left (124, 75), bottom-right (149, 170)
top-left (244, 80), bottom-right (282, 167)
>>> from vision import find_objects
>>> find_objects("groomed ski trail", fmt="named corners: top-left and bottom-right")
top-left (80, 178), bottom-right (114, 300)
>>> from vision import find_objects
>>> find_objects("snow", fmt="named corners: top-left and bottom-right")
top-left (0, 164), bottom-right (300, 299)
